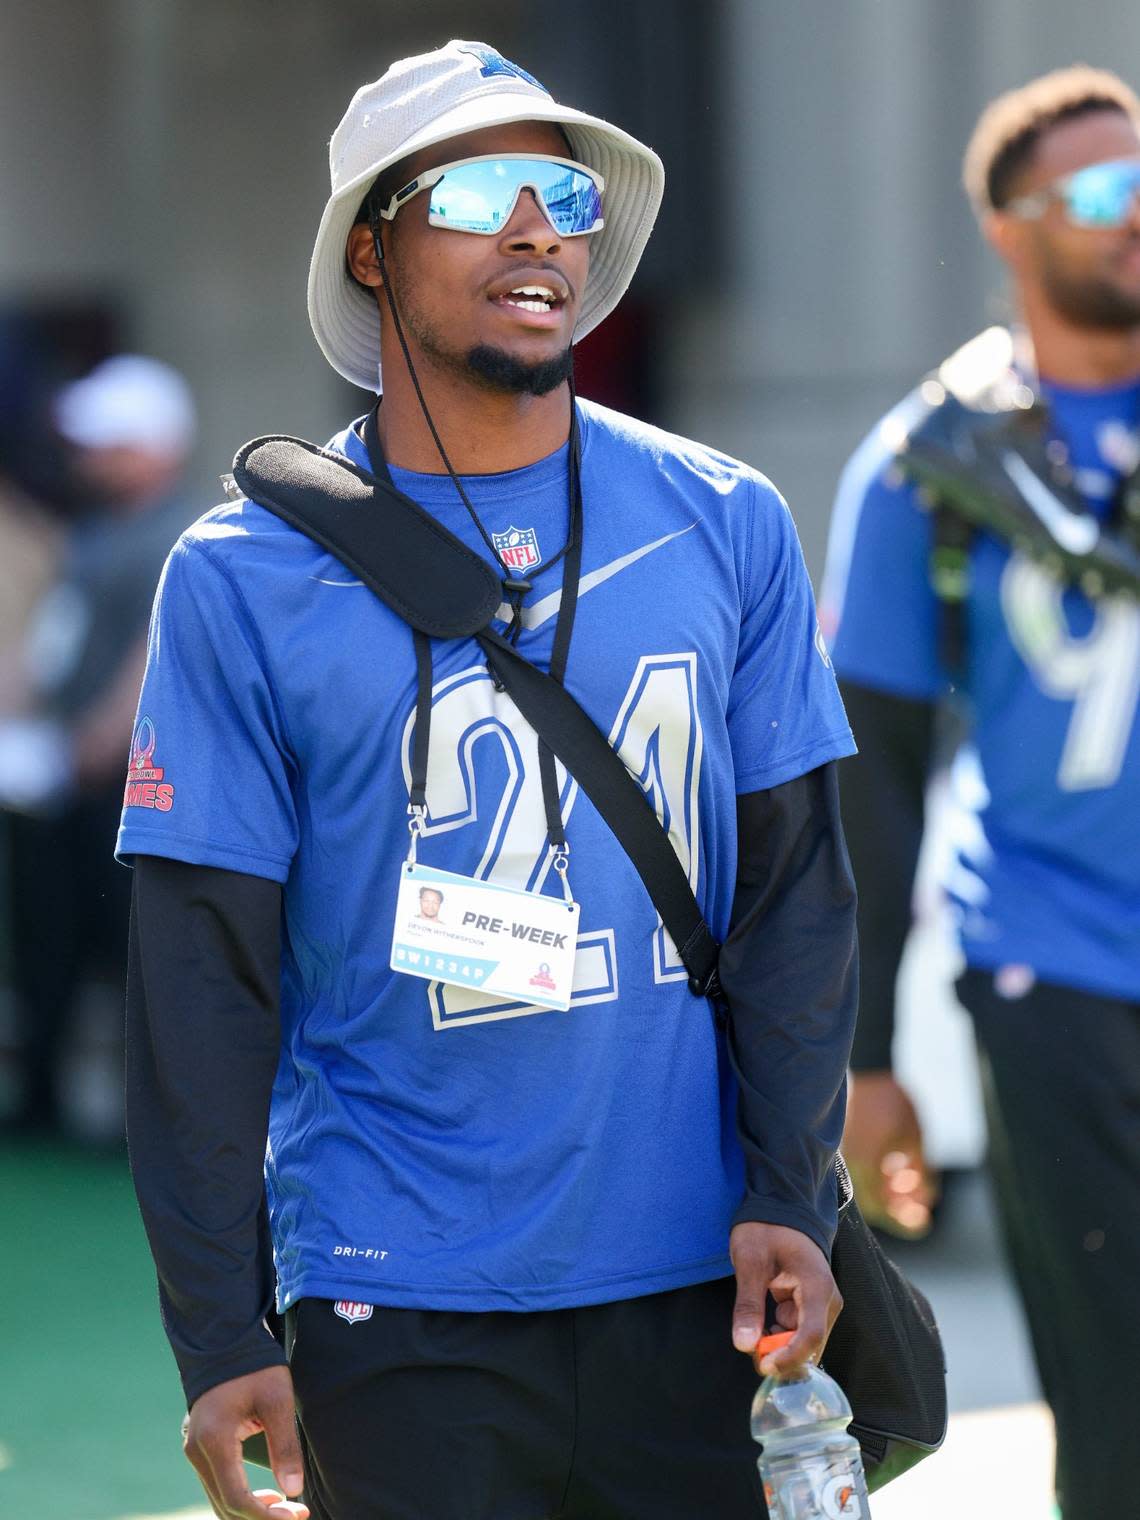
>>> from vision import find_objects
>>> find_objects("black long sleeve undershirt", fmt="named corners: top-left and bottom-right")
top-left (720, 762), bottom-right (858, 1257)
top-left (127, 856), bottom-right (286, 1407)
top-left (836, 680), bottom-right (937, 1072)
top-left (127, 762), bottom-right (858, 1402)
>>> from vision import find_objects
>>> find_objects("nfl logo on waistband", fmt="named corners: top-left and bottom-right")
top-left (334, 1299), bottom-right (373, 1324)
top-left (493, 525), bottom-right (541, 571)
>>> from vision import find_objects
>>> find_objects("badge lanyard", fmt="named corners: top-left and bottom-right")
top-left (362, 401), bottom-right (584, 899)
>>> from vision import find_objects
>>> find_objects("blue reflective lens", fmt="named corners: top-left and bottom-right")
top-left (1062, 159), bottom-right (1140, 227)
top-left (427, 159), bottom-right (603, 236)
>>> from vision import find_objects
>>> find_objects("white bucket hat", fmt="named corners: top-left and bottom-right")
top-left (307, 39), bottom-right (665, 393)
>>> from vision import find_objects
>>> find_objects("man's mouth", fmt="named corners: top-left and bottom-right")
top-left (501, 282), bottom-right (568, 311)
top-left (491, 280), bottom-right (569, 315)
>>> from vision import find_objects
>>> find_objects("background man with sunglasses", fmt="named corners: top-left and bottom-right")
top-left (119, 40), bottom-right (858, 1520)
top-left (822, 64), bottom-right (1140, 1519)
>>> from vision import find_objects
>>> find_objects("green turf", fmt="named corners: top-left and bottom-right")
top-left (0, 1139), bottom-right (211, 1518)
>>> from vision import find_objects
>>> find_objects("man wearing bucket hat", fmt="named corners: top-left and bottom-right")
top-left (120, 40), bottom-right (858, 1520)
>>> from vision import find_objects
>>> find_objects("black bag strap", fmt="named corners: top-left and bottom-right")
top-left (476, 624), bottom-right (721, 995)
top-left (231, 435), bottom-right (722, 999)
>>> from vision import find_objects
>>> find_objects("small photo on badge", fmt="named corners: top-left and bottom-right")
top-left (415, 885), bottom-right (445, 924)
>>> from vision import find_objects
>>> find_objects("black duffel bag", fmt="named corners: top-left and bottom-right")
top-left (821, 1155), bottom-right (948, 1490)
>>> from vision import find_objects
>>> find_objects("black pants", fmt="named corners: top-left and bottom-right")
top-left (286, 1276), bottom-right (766, 1520)
top-left (958, 968), bottom-right (1140, 1520)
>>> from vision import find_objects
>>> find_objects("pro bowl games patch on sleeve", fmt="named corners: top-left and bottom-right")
top-left (123, 716), bottom-right (175, 811)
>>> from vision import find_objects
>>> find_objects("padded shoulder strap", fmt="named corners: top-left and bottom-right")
top-left (232, 435), bottom-right (501, 639)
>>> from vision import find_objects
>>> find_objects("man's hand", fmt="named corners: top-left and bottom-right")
top-left (843, 1070), bottom-right (937, 1239)
top-left (729, 1221), bottom-right (843, 1376)
top-left (182, 1366), bottom-right (309, 1519)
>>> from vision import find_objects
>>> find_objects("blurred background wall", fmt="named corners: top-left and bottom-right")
top-left (4, 0), bottom-right (1138, 572)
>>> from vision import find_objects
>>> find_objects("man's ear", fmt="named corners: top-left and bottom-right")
top-left (346, 222), bottom-right (384, 288)
top-left (983, 209), bottom-right (1029, 276)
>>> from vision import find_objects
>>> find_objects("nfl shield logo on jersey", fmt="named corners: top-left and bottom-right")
top-left (334, 1299), bottom-right (373, 1324)
top-left (493, 525), bottom-right (541, 572)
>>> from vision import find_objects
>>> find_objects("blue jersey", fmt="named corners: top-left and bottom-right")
top-left (823, 349), bottom-right (1140, 1003)
top-left (118, 400), bottom-right (853, 1314)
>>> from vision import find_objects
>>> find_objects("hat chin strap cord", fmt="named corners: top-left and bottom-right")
top-left (364, 198), bottom-right (584, 859)
top-left (368, 200), bottom-right (506, 568)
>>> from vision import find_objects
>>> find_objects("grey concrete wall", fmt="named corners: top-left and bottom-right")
top-left (0, 0), bottom-right (521, 505)
top-left (0, 2), bottom-right (120, 287)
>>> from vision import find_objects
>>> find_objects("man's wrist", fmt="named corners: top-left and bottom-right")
top-left (730, 1197), bottom-right (832, 1259)
top-left (180, 1335), bottom-right (288, 1410)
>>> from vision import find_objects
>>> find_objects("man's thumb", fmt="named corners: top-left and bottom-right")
top-left (732, 1284), bottom-right (768, 1351)
top-left (264, 1406), bottom-right (305, 1498)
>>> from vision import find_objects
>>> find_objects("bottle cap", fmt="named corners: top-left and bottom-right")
top-left (752, 1329), bottom-right (795, 1373)
top-left (756, 1330), bottom-right (795, 1354)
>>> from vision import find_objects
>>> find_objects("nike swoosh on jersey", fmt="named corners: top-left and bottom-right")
top-left (1000, 451), bottom-right (1100, 557)
top-left (497, 523), bottom-right (698, 630)
top-left (310, 523), bottom-right (698, 618)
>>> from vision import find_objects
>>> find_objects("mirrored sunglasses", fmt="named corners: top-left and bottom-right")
top-left (1007, 157), bottom-right (1140, 229)
top-left (378, 153), bottom-right (605, 237)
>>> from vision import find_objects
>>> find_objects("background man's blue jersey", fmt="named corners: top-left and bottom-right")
top-left (823, 356), bottom-right (1140, 1003)
top-left (118, 400), bottom-right (853, 1314)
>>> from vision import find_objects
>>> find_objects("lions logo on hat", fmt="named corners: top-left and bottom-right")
top-left (456, 43), bottom-right (545, 91)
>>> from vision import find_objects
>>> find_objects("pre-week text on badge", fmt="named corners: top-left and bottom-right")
top-left (461, 911), bottom-right (569, 950)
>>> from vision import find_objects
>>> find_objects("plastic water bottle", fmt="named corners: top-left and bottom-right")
top-left (750, 1332), bottom-right (871, 1519)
